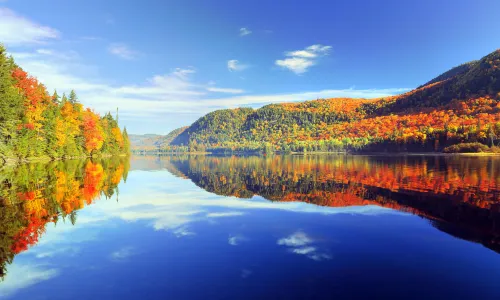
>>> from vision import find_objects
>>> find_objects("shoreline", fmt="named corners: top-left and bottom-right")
top-left (0, 153), bottom-right (129, 167)
top-left (131, 151), bottom-right (500, 157)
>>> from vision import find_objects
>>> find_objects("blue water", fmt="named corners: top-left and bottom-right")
top-left (1, 156), bottom-right (500, 299)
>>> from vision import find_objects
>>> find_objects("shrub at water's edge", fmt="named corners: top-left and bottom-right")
top-left (153, 49), bottom-right (500, 154)
top-left (0, 44), bottom-right (130, 163)
top-left (443, 143), bottom-right (500, 153)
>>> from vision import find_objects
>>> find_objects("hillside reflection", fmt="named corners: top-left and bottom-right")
top-left (0, 158), bottom-right (129, 279)
top-left (156, 154), bottom-right (500, 253)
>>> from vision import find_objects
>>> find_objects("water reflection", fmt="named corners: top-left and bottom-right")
top-left (0, 158), bottom-right (129, 279)
top-left (145, 154), bottom-right (500, 253)
top-left (1, 154), bottom-right (499, 299)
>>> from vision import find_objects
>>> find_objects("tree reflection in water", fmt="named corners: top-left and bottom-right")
top-left (154, 154), bottom-right (500, 253)
top-left (0, 157), bottom-right (130, 279)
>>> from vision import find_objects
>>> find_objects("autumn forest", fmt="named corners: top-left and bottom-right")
top-left (135, 49), bottom-right (500, 154)
top-left (0, 45), bottom-right (130, 163)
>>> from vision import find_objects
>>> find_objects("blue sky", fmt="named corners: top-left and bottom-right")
top-left (1, 0), bottom-right (499, 134)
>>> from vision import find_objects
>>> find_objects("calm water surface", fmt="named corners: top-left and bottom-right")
top-left (0, 155), bottom-right (499, 299)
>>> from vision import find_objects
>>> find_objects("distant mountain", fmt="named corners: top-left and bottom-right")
top-left (129, 134), bottom-right (165, 150)
top-left (130, 126), bottom-right (188, 151)
top-left (163, 126), bottom-right (188, 146)
top-left (164, 50), bottom-right (500, 153)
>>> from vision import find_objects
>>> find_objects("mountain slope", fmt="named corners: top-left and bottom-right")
top-left (168, 49), bottom-right (500, 153)
top-left (129, 127), bottom-right (188, 151)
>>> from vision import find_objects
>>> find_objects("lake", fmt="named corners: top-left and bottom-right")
top-left (1, 154), bottom-right (499, 299)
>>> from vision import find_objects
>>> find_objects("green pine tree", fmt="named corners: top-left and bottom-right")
top-left (68, 90), bottom-right (78, 104)
top-left (0, 45), bottom-right (24, 157)
top-left (52, 90), bottom-right (60, 104)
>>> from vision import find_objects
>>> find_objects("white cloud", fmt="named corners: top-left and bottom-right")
top-left (277, 231), bottom-right (331, 261)
top-left (277, 231), bottom-right (312, 247)
top-left (239, 27), bottom-right (252, 36)
top-left (276, 44), bottom-right (332, 74)
top-left (69, 170), bottom-right (398, 237)
top-left (173, 227), bottom-right (195, 237)
top-left (0, 8), bottom-right (59, 46)
top-left (228, 235), bottom-right (247, 246)
top-left (9, 49), bottom-right (407, 134)
top-left (292, 246), bottom-right (316, 255)
top-left (0, 264), bottom-right (59, 298)
top-left (35, 246), bottom-right (80, 259)
top-left (206, 87), bottom-right (245, 94)
top-left (309, 253), bottom-right (332, 261)
top-left (207, 211), bottom-right (245, 218)
top-left (108, 43), bottom-right (138, 60)
top-left (110, 247), bottom-right (135, 261)
top-left (227, 60), bottom-right (248, 72)
top-left (275, 57), bottom-right (314, 75)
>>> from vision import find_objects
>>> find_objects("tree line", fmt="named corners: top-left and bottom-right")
top-left (0, 44), bottom-right (130, 162)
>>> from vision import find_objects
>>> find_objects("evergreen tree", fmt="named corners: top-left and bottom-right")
top-left (61, 93), bottom-right (68, 105)
top-left (52, 90), bottom-right (60, 104)
top-left (122, 127), bottom-right (130, 153)
top-left (0, 45), bottom-right (23, 157)
top-left (68, 90), bottom-right (78, 104)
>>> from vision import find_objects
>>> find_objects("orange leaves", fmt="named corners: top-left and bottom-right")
top-left (324, 96), bottom-right (500, 145)
top-left (8, 159), bottom-right (127, 257)
top-left (112, 127), bottom-right (124, 148)
top-left (12, 67), bottom-right (50, 131)
top-left (11, 215), bottom-right (45, 254)
top-left (82, 161), bottom-right (104, 204)
top-left (82, 108), bottom-right (104, 153)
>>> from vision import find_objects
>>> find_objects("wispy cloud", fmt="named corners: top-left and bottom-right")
top-left (36, 48), bottom-right (79, 60)
top-left (206, 211), bottom-right (245, 218)
top-left (108, 43), bottom-right (138, 60)
top-left (80, 36), bottom-right (102, 41)
top-left (277, 231), bottom-right (312, 247)
top-left (0, 8), bottom-right (59, 46)
top-left (173, 226), bottom-right (195, 237)
top-left (276, 44), bottom-right (332, 74)
top-left (35, 246), bottom-right (80, 259)
top-left (0, 264), bottom-right (59, 298)
top-left (227, 59), bottom-right (248, 72)
top-left (277, 231), bottom-right (331, 261)
top-left (10, 48), bottom-right (407, 134)
top-left (206, 87), bottom-right (245, 94)
top-left (228, 235), bottom-right (247, 246)
top-left (292, 246), bottom-right (316, 255)
top-left (239, 27), bottom-right (252, 36)
top-left (110, 246), bottom-right (135, 261)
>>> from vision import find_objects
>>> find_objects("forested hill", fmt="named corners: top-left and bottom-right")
top-left (163, 49), bottom-right (500, 153)
top-left (0, 45), bottom-right (130, 162)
